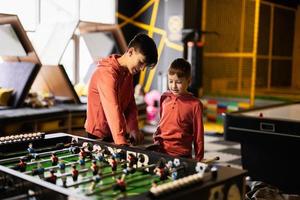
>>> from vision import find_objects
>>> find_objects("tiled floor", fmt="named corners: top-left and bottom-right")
top-left (203, 133), bottom-right (242, 169)
top-left (142, 124), bottom-right (242, 169)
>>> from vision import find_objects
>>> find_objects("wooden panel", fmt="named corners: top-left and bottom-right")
top-left (31, 65), bottom-right (80, 103)
top-left (0, 13), bottom-right (40, 64)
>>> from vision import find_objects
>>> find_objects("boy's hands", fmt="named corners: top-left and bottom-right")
top-left (129, 130), bottom-right (144, 145)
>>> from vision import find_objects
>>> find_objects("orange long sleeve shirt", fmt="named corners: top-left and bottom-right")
top-left (154, 91), bottom-right (204, 161)
top-left (85, 55), bottom-right (139, 145)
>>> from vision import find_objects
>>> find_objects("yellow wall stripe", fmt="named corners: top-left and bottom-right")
top-left (204, 52), bottom-right (253, 58)
top-left (141, 0), bottom-right (160, 86)
top-left (267, 5), bottom-right (274, 89)
top-left (202, 0), bottom-right (207, 43)
top-left (165, 38), bottom-right (183, 51)
top-left (144, 33), bottom-right (166, 92)
top-left (238, 0), bottom-right (246, 92)
top-left (117, 1), bottom-right (183, 89)
top-left (144, 0), bottom-right (161, 89)
top-left (148, 0), bottom-right (160, 37)
top-left (250, 0), bottom-right (261, 107)
top-left (119, 0), bottom-right (155, 28)
top-left (117, 13), bottom-right (165, 35)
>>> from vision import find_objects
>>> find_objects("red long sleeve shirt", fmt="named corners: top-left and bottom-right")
top-left (85, 55), bottom-right (139, 145)
top-left (154, 91), bottom-right (204, 161)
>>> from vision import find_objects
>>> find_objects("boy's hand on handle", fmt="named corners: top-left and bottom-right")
top-left (129, 130), bottom-right (144, 145)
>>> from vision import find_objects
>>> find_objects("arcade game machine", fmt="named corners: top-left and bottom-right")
top-left (0, 132), bottom-right (247, 199)
top-left (224, 102), bottom-right (300, 194)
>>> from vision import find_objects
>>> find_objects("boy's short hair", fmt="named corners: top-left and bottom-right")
top-left (128, 33), bottom-right (158, 69)
top-left (168, 58), bottom-right (191, 79)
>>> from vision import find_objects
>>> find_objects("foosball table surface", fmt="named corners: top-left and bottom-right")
top-left (0, 132), bottom-right (246, 200)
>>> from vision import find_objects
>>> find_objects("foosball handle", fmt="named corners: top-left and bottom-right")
top-left (201, 156), bottom-right (220, 164)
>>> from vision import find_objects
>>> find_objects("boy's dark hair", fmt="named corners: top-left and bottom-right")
top-left (168, 58), bottom-right (191, 79)
top-left (128, 33), bottom-right (158, 68)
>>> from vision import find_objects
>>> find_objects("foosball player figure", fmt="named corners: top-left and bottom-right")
top-left (86, 150), bottom-right (94, 160)
top-left (79, 148), bottom-right (87, 160)
top-left (60, 164), bottom-right (67, 188)
top-left (71, 137), bottom-right (78, 145)
top-left (78, 154), bottom-right (86, 168)
top-left (117, 150), bottom-right (126, 161)
top-left (166, 160), bottom-right (174, 170)
top-left (82, 141), bottom-right (93, 152)
top-left (58, 160), bottom-right (66, 173)
top-left (61, 176), bottom-right (67, 188)
top-left (69, 146), bottom-right (80, 154)
top-left (27, 143), bottom-right (35, 154)
top-left (153, 161), bottom-right (169, 181)
top-left (51, 153), bottom-right (59, 166)
top-left (89, 171), bottom-right (103, 191)
top-left (102, 147), bottom-right (112, 158)
top-left (170, 168), bottom-right (178, 181)
top-left (27, 142), bottom-right (35, 157)
top-left (32, 162), bottom-right (45, 179)
top-left (151, 180), bottom-right (159, 189)
top-left (91, 160), bottom-right (99, 176)
top-left (127, 153), bottom-right (138, 174)
top-left (82, 143), bottom-right (93, 160)
top-left (46, 169), bottom-right (57, 184)
top-left (17, 157), bottom-right (27, 172)
top-left (113, 175), bottom-right (127, 198)
top-left (111, 148), bottom-right (118, 159)
top-left (109, 156), bottom-right (117, 179)
top-left (96, 149), bottom-right (105, 166)
top-left (71, 164), bottom-right (79, 181)
top-left (92, 144), bottom-right (101, 153)
top-left (27, 143), bottom-right (39, 160)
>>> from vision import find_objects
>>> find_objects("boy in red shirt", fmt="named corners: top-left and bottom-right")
top-left (85, 33), bottom-right (158, 146)
top-left (153, 58), bottom-right (204, 161)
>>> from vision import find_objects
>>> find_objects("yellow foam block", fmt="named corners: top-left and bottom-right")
top-left (238, 102), bottom-right (250, 109)
top-left (0, 88), bottom-right (14, 106)
top-left (74, 83), bottom-right (88, 97)
top-left (204, 122), bottom-right (224, 134)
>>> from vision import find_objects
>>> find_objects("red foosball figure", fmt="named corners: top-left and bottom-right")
top-left (51, 153), bottom-right (59, 166)
top-left (17, 157), bottom-right (27, 172)
top-left (46, 169), bottom-right (57, 184)
top-left (91, 160), bottom-right (99, 176)
top-left (109, 157), bottom-right (117, 178)
top-left (153, 161), bottom-right (169, 181)
top-left (113, 175), bottom-right (127, 198)
top-left (72, 165), bottom-right (79, 181)
top-left (79, 148), bottom-right (87, 160)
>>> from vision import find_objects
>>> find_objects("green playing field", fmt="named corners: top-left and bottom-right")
top-left (2, 149), bottom-right (170, 200)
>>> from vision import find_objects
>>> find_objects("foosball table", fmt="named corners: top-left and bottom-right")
top-left (0, 132), bottom-right (246, 200)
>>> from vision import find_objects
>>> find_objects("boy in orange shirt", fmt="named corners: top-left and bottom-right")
top-left (153, 58), bottom-right (204, 161)
top-left (85, 33), bottom-right (158, 146)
